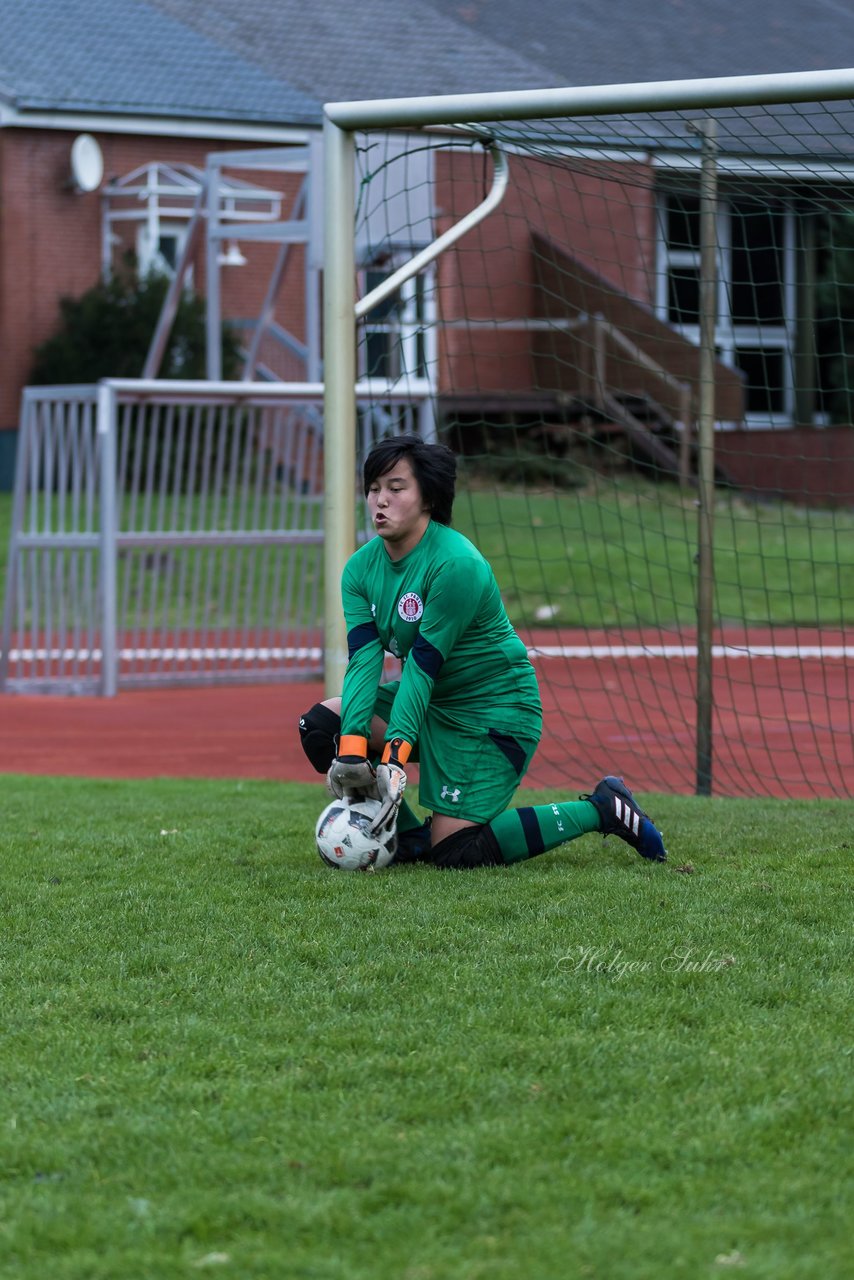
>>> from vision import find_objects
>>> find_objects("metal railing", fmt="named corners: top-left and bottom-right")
top-left (0, 378), bottom-right (430, 695)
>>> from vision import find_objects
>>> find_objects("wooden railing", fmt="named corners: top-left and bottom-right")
top-left (584, 312), bottom-right (695, 485)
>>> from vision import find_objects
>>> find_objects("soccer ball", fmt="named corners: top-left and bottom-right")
top-left (315, 796), bottom-right (396, 872)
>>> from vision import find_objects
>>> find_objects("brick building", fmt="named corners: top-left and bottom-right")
top-left (3, 0), bottom-right (854, 500)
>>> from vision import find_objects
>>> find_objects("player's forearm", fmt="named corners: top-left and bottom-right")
top-left (386, 659), bottom-right (434, 747)
top-left (340, 643), bottom-right (384, 738)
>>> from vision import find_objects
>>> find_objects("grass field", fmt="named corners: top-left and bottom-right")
top-left (2, 478), bottom-right (854, 632)
top-left (455, 479), bottom-right (854, 629)
top-left (2, 774), bottom-right (851, 1279)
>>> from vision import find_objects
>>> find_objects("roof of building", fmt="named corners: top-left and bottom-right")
top-left (428, 0), bottom-right (854, 85)
top-left (2, 0), bottom-right (854, 139)
top-left (0, 0), bottom-right (319, 125)
top-left (149, 0), bottom-right (854, 107)
top-left (147, 0), bottom-right (561, 106)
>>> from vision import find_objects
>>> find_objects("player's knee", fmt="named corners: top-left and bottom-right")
top-left (298, 702), bottom-right (340, 773)
top-left (429, 823), bottom-right (502, 870)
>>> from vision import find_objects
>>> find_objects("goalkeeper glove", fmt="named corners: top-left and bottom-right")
top-left (326, 735), bottom-right (379, 800)
top-left (371, 737), bottom-right (411, 834)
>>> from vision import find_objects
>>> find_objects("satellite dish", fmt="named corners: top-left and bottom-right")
top-left (69, 134), bottom-right (104, 193)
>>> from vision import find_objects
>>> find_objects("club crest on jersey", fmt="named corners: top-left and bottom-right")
top-left (397, 591), bottom-right (423, 622)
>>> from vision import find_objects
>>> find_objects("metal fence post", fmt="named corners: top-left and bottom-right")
top-left (97, 380), bottom-right (118, 696)
top-left (0, 395), bottom-right (30, 688)
top-left (695, 119), bottom-right (718, 796)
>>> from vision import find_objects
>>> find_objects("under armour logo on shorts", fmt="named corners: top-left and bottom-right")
top-left (441, 785), bottom-right (461, 802)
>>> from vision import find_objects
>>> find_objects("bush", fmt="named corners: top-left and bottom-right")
top-left (30, 262), bottom-right (241, 384)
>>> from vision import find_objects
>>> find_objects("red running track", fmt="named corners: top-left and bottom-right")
top-left (1, 628), bottom-right (851, 798)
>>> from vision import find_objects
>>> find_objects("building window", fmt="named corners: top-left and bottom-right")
top-left (137, 222), bottom-right (189, 279)
top-left (664, 193), bottom-right (701, 326)
top-left (658, 189), bottom-right (795, 426)
top-left (729, 201), bottom-right (786, 326)
top-left (733, 347), bottom-right (787, 415)
top-left (667, 267), bottom-right (701, 326)
top-left (360, 262), bottom-right (434, 382)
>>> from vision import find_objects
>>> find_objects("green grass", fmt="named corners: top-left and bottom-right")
top-left (2, 774), bottom-right (852, 1279)
top-left (0, 488), bottom-right (324, 632)
top-left (3, 477), bottom-right (854, 632)
top-left (455, 478), bottom-right (854, 628)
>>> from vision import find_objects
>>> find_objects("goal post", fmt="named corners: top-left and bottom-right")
top-left (322, 116), bottom-right (357, 698)
top-left (322, 67), bottom-right (854, 799)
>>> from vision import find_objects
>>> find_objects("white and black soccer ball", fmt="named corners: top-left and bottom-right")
top-left (315, 796), bottom-right (396, 872)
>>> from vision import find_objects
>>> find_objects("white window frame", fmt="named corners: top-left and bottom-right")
top-left (358, 259), bottom-right (436, 385)
top-left (656, 189), bottom-right (798, 429)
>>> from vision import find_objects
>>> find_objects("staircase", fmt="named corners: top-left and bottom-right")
top-left (599, 390), bottom-right (685, 476)
top-left (531, 232), bottom-right (746, 482)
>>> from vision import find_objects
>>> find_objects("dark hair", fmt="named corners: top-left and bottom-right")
top-left (363, 434), bottom-right (457, 525)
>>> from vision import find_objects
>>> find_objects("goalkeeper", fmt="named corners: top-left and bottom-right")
top-left (299, 434), bottom-right (666, 870)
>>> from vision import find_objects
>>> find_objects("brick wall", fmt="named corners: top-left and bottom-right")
top-left (716, 428), bottom-right (854, 505)
top-left (434, 149), bottom-right (658, 395)
top-left (0, 127), bottom-right (307, 429)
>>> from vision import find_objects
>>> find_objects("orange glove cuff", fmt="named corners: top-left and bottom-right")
top-left (382, 737), bottom-right (412, 765)
top-left (338, 734), bottom-right (369, 758)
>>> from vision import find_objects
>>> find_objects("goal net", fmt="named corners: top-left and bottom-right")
top-left (331, 75), bottom-right (854, 799)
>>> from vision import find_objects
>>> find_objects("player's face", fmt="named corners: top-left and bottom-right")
top-left (367, 456), bottom-right (431, 559)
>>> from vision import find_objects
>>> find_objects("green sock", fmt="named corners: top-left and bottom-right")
top-left (488, 800), bottom-right (601, 864)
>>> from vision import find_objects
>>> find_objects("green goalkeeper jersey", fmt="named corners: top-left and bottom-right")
top-left (340, 520), bottom-right (542, 747)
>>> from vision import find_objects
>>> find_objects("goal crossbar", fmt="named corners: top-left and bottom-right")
top-left (326, 66), bottom-right (854, 130)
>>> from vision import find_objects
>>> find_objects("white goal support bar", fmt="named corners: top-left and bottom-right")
top-left (354, 144), bottom-right (510, 321)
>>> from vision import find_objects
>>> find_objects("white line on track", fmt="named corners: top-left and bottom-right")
top-left (5, 644), bottom-right (853, 663)
top-left (527, 645), bottom-right (854, 660)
